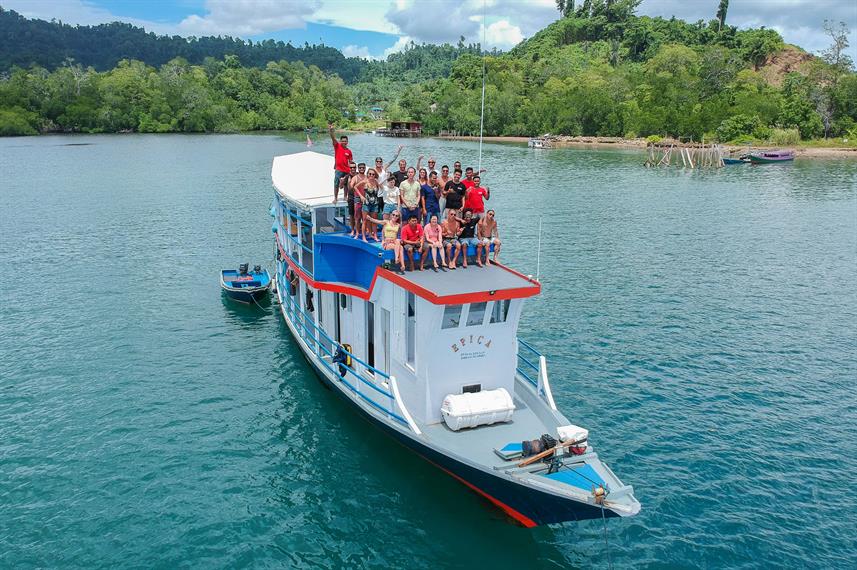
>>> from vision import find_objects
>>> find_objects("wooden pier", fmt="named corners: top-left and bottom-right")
top-left (645, 141), bottom-right (726, 169)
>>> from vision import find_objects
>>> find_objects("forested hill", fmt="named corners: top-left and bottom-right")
top-left (1, 2), bottom-right (855, 143)
top-left (0, 6), bottom-right (365, 81)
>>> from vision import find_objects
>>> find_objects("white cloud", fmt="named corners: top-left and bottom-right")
top-left (383, 35), bottom-right (413, 58)
top-left (311, 0), bottom-right (395, 34)
top-left (484, 19), bottom-right (524, 48)
top-left (342, 44), bottom-right (372, 58)
top-left (386, 0), bottom-right (479, 44)
top-left (177, 0), bottom-right (320, 36)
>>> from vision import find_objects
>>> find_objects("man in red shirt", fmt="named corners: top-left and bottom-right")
top-left (329, 123), bottom-right (353, 203)
top-left (462, 166), bottom-right (487, 190)
top-left (464, 175), bottom-right (490, 219)
top-left (400, 215), bottom-right (427, 272)
top-left (462, 167), bottom-right (476, 189)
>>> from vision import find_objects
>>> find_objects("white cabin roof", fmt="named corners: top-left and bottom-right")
top-left (272, 151), bottom-right (335, 208)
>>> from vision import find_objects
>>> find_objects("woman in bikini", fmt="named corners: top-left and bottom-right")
top-left (364, 210), bottom-right (406, 274)
top-left (354, 168), bottom-right (381, 241)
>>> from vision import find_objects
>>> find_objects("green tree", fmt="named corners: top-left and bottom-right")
top-left (716, 0), bottom-right (729, 32)
top-left (556, 0), bottom-right (575, 17)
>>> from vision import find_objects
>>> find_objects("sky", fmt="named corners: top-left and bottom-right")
top-left (3, 0), bottom-right (856, 59)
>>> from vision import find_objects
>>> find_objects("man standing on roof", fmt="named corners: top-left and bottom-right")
top-left (391, 157), bottom-right (410, 186)
top-left (464, 175), bottom-right (489, 219)
top-left (329, 123), bottom-right (352, 203)
top-left (399, 167), bottom-right (422, 224)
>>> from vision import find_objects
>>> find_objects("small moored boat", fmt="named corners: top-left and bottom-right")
top-left (528, 137), bottom-right (552, 149)
top-left (221, 264), bottom-right (271, 303)
top-left (723, 157), bottom-right (749, 165)
top-left (746, 149), bottom-right (795, 164)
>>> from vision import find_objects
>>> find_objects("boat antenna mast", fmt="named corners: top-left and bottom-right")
top-left (478, 0), bottom-right (486, 172)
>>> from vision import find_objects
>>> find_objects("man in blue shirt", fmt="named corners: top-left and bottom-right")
top-left (421, 171), bottom-right (442, 225)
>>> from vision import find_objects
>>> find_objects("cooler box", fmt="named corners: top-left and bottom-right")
top-left (441, 388), bottom-right (515, 431)
top-left (557, 424), bottom-right (589, 443)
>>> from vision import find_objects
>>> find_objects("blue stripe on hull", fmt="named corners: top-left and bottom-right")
top-left (286, 320), bottom-right (613, 526)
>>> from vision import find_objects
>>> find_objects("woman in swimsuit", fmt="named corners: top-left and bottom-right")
top-left (355, 169), bottom-right (381, 242)
top-left (364, 210), bottom-right (406, 274)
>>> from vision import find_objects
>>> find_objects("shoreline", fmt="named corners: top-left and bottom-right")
top-left (434, 134), bottom-right (857, 159)
top-left (8, 130), bottom-right (856, 159)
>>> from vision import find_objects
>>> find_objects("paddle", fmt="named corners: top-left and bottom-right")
top-left (516, 437), bottom-right (587, 468)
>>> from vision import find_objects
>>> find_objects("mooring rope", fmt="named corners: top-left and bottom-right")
top-left (601, 502), bottom-right (614, 570)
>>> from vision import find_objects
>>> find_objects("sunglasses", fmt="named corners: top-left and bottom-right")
top-left (368, 173), bottom-right (377, 177)
top-left (376, 159), bottom-right (382, 163)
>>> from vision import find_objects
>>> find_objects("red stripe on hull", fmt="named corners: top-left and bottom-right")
top-left (277, 239), bottom-right (541, 304)
top-left (428, 458), bottom-right (539, 528)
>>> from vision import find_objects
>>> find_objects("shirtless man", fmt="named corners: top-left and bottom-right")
top-left (441, 209), bottom-right (463, 270)
top-left (477, 209), bottom-right (502, 265)
top-left (438, 165), bottom-right (451, 212)
top-left (347, 162), bottom-right (367, 237)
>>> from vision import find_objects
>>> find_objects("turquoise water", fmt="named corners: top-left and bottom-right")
top-left (2, 134), bottom-right (856, 568)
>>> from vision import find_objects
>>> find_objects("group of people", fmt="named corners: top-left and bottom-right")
top-left (329, 125), bottom-right (501, 274)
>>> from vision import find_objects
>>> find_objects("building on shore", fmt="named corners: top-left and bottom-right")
top-left (376, 121), bottom-right (422, 138)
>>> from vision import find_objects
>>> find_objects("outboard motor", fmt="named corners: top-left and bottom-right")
top-left (238, 263), bottom-right (249, 275)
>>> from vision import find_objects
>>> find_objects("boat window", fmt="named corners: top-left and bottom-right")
top-left (466, 302), bottom-right (487, 326)
top-left (441, 304), bottom-right (462, 329)
top-left (314, 207), bottom-right (337, 233)
top-left (490, 300), bottom-right (511, 324)
top-left (406, 291), bottom-right (416, 367)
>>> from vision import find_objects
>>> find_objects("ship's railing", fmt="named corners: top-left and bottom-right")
top-left (275, 198), bottom-right (314, 277)
top-left (278, 281), bottom-right (420, 433)
top-left (275, 229), bottom-right (314, 280)
top-left (517, 338), bottom-right (557, 411)
top-left (516, 338), bottom-right (541, 387)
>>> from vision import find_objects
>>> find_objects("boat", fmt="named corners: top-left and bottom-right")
top-left (220, 264), bottom-right (271, 303)
top-left (528, 137), bottom-right (552, 149)
top-left (268, 150), bottom-right (640, 526)
top-left (723, 157), bottom-right (749, 165)
top-left (746, 149), bottom-right (795, 164)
